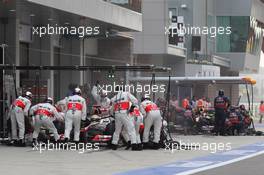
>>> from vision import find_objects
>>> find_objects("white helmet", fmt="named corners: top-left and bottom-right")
top-left (144, 94), bottom-right (150, 98)
top-left (25, 91), bottom-right (33, 99)
top-left (100, 90), bottom-right (107, 97)
top-left (45, 97), bottom-right (54, 104)
top-left (74, 87), bottom-right (82, 95)
top-left (141, 94), bottom-right (151, 102)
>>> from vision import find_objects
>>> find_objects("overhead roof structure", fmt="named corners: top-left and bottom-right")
top-left (0, 65), bottom-right (171, 72)
top-left (128, 76), bottom-right (257, 85)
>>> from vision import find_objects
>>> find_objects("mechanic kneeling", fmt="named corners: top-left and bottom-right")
top-left (30, 97), bottom-right (64, 146)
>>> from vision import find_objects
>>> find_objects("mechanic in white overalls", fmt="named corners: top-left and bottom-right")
top-left (30, 97), bottom-right (63, 145)
top-left (110, 86), bottom-right (139, 151)
top-left (10, 91), bottom-right (32, 146)
top-left (64, 88), bottom-right (87, 143)
top-left (140, 95), bottom-right (162, 149)
top-left (122, 105), bottom-right (144, 150)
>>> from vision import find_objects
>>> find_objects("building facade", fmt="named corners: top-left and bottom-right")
top-left (0, 0), bottom-right (142, 136)
top-left (133, 0), bottom-right (264, 104)
top-left (0, 0), bottom-right (142, 101)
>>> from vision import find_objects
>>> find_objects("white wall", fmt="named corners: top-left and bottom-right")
top-left (133, 0), bottom-right (168, 54)
top-left (251, 0), bottom-right (264, 22)
top-left (27, 0), bottom-right (142, 31)
top-left (214, 0), bottom-right (252, 16)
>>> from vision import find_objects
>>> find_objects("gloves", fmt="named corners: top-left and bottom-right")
top-left (95, 80), bottom-right (100, 87)
top-left (129, 105), bottom-right (136, 113)
top-left (81, 120), bottom-right (86, 128)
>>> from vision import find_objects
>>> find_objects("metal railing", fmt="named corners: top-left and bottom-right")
top-left (187, 53), bottom-right (213, 65)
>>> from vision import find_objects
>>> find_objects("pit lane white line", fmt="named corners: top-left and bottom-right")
top-left (174, 150), bottom-right (264, 175)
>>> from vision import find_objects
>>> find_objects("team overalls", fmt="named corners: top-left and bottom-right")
top-left (122, 107), bottom-right (144, 144)
top-left (214, 95), bottom-right (229, 135)
top-left (140, 100), bottom-right (162, 144)
top-left (111, 91), bottom-right (138, 145)
top-left (91, 85), bottom-right (111, 121)
top-left (30, 103), bottom-right (63, 141)
top-left (64, 95), bottom-right (87, 141)
top-left (10, 96), bottom-right (31, 140)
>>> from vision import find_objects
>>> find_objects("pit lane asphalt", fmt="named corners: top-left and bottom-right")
top-left (1, 135), bottom-right (264, 175)
top-left (193, 154), bottom-right (264, 175)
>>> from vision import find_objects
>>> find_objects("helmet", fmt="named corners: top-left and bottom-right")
top-left (240, 104), bottom-right (246, 110)
top-left (74, 87), bottom-right (82, 95)
top-left (100, 90), bottom-right (107, 98)
top-left (229, 106), bottom-right (236, 111)
top-left (218, 89), bottom-right (224, 96)
top-left (90, 115), bottom-right (101, 122)
top-left (93, 107), bottom-right (101, 115)
top-left (141, 94), bottom-right (151, 102)
top-left (45, 97), bottom-right (54, 105)
top-left (25, 91), bottom-right (33, 99)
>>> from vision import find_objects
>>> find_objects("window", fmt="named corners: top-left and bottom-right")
top-left (169, 8), bottom-right (178, 20)
top-left (192, 36), bottom-right (201, 51)
top-left (106, 0), bottom-right (142, 13)
top-left (207, 15), bottom-right (216, 54)
top-left (216, 16), bottom-right (249, 53)
top-left (19, 42), bottom-right (30, 79)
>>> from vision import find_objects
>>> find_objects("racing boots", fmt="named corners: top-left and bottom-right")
top-left (131, 144), bottom-right (142, 151)
top-left (31, 138), bottom-right (38, 147)
top-left (125, 141), bottom-right (131, 150)
top-left (152, 142), bottom-right (160, 150)
top-left (111, 144), bottom-right (118, 150)
top-left (15, 139), bottom-right (26, 147)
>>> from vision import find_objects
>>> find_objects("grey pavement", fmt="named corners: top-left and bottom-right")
top-left (193, 154), bottom-right (264, 175)
top-left (0, 135), bottom-right (264, 175)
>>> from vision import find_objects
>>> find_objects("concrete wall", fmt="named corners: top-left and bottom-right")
top-left (194, 83), bottom-right (239, 106)
top-left (27, 0), bottom-right (142, 31)
top-left (57, 38), bottom-right (81, 98)
top-left (16, 3), bottom-right (84, 98)
top-left (133, 0), bottom-right (168, 54)
top-left (214, 0), bottom-right (252, 16)
top-left (87, 38), bottom-right (133, 85)
top-left (0, 17), bottom-right (16, 65)
top-left (212, 0), bottom-right (263, 73)
top-left (185, 64), bottom-right (220, 77)
top-left (83, 38), bottom-right (98, 86)
top-left (193, 0), bottom-right (207, 55)
top-left (251, 0), bottom-right (264, 22)
top-left (13, 0), bottom-right (143, 99)
top-left (98, 39), bottom-right (132, 63)
top-left (244, 53), bottom-right (262, 73)
top-left (216, 52), bottom-right (261, 73)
